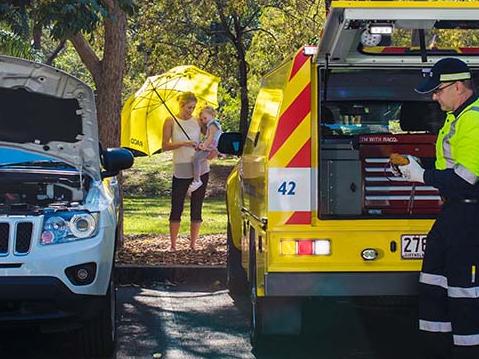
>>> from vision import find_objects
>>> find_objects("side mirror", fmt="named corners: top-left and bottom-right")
top-left (101, 147), bottom-right (134, 178)
top-left (217, 132), bottom-right (243, 156)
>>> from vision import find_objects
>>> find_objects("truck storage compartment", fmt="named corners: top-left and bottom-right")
top-left (360, 134), bottom-right (440, 216)
top-left (319, 101), bottom-right (444, 218)
top-left (320, 139), bottom-right (361, 215)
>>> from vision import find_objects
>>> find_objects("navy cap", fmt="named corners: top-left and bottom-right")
top-left (415, 58), bottom-right (471, 94)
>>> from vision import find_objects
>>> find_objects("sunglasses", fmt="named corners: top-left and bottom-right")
top-left (432, 82), bottom-right (456, 95)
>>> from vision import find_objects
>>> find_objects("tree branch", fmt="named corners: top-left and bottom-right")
top-left (45, 39), bottom-right (66, 65)
top-left (239, 7), bottom-right (262, 32)
top-left (213, 0), bottom-right (236, 41)
top-left (243, 27), bottom-right (277, 41)
top-left (69, 33), bottom-right (102, 83)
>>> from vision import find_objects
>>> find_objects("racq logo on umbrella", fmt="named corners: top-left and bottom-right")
top-left (130, 138), bottom-right (143, 147)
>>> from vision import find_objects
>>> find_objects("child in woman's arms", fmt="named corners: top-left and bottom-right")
top-left (188, 106), bottom-right (223, 194)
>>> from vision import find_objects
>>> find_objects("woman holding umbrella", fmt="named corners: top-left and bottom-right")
top-left (162, 92), bottom-right (210, 250)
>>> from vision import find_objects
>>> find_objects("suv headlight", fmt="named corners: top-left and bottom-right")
top-left (41, 211), bottom-right (100, 245)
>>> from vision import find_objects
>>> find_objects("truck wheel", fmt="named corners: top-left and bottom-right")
top-left (248, 232), bottom-right (302, 345)
top-left (79, 278), bottom-right (116, 358)
top-left (226, 223), bottom-right (248, 296)
top-left (249, 234), bottom-right (263, 346)
top-left (250, 267), bottom-right (263, 346)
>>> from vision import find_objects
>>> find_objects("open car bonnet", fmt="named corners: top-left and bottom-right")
top-left (0, 55), bottom-right (101, 180)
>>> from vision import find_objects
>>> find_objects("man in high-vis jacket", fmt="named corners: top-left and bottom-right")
top-left (399, 58), bottom-right (479, 359)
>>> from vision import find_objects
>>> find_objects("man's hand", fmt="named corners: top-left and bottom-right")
top-left (399, 155), bottom-right (425, 183)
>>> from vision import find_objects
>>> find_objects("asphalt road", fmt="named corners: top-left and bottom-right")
top-left (0, 281), bottom-right (422, 359)
top-left (116, 281), bottom-right (252, 359)
top-left (116, 281), bottom-right (422, 359)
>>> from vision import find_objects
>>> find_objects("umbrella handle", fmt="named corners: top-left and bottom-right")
top-left (149, 80), bottom-right (191, 141)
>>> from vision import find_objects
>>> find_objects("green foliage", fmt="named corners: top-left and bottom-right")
top-left (0, 2), bottom-right (29, 38)
top-left (0, 1), bottom-right (136, 87)
top-left (218, 86), bottom-right (241, 132)
top-left (247, 1), bottom-right (325, 91)
top-left (52, 42), bottom-right (95, 88)
top-left (123, 0), bottom-right (326, 132)
top-left (33, 1), bottom-right (107, 40)
top-left (0, 1), bottom-right (136, 40)
top-left (0, 28), bottom-right (39, 59)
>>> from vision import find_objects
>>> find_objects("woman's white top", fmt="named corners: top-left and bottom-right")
top-left (172, 117), bottom-right (210, 178)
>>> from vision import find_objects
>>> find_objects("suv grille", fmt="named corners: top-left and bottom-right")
top-left (0, 223), bottom-right (8, 254)
top-left (0, 220), bottom-right (34, 256)
top-left (15, 222), bottom-right (33, 254)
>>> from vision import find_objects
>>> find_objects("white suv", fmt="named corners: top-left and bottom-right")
top-left (0, 55), bottom-right (133, 357)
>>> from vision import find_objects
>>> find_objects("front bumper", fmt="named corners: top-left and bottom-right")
top-left (0, 276), bottom-right (106, 325)
top-left (0, 214), bottom-right (115, 296)
top-left (264, 272), bottom-right (419, 296)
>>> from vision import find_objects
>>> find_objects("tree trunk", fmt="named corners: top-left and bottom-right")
top-left (70, 1), bottom-right (126, 148)
top-left (99, 0), bottom-right (128, 246)
top-left (237, 42), bottom-right (249, 138)
top-left (232, 15), bottom-right (250, 138)
top-left (325, 0), bottom-right (332, 14)
top-left (97, 0), bottom-right (127, 148)
top-left (70, 0), bottom-right (127, 243)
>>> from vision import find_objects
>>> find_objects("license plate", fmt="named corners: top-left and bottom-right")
top-left (401, 234), bottom-right (427, 259)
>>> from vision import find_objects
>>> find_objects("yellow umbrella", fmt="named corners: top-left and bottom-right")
top-left (121, 65), bottom-right (220, 156)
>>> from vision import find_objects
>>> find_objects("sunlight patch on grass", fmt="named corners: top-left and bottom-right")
top-left (124, 197), bottom-right (227, 235)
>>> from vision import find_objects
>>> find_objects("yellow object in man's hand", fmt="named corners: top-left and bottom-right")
top-left (390, 153), bottom-right (410, 166)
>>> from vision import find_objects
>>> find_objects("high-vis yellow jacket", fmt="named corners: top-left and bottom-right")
top-left (435, 96), bottom-right (479, 184)
top-left (425, 96), bottom-right (479, 198)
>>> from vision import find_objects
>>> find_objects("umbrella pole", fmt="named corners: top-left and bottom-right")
top-left (148, 80), bottom-right (192, 141)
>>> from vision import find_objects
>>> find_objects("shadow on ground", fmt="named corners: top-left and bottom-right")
top-left (248, 296), bottom-right (421, 359)
top-left (0, 280), bottom-right (421, 359)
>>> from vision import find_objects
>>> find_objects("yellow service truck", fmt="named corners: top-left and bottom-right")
top-left (218, 1), bottom-right (479, 342)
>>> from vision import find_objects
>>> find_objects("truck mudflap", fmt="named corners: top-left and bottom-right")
top-left (264, 272), bottom-right (419, 296)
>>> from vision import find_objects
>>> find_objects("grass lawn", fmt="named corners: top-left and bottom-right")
top-left (124, 197), bottom-right (228, 235)
top-left (123, 152), bottom-right (234, 236)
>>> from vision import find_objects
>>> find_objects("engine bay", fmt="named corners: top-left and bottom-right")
top-left (0, 171), bottom-right (87, 215)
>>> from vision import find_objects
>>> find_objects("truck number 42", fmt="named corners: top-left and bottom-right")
top-left (278, 181), bottom-right (296, 195)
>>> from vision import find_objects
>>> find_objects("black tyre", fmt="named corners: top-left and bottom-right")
top-left (226, 223), bottom-right (248, 296)
top-left (248, 228), bottom-right (302, 345)
top-left (248, 232), bottom-right (263, 346)
top-left (250, 282), bottom-right (264, 347)
top-left (79, 277), bottom-right (116, 358)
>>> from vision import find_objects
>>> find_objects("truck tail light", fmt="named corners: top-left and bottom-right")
top-left (281, 239), bottom-right (331, 256)
top-left (314, 240), bottom-right (331, 255)
top-left (297, 241), bottom-right (313, 255)
top-left (281, 240), bottom-right (296, 255)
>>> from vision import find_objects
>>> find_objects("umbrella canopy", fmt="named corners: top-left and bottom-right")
top-left (121, 65), bottom-right (220, 156)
